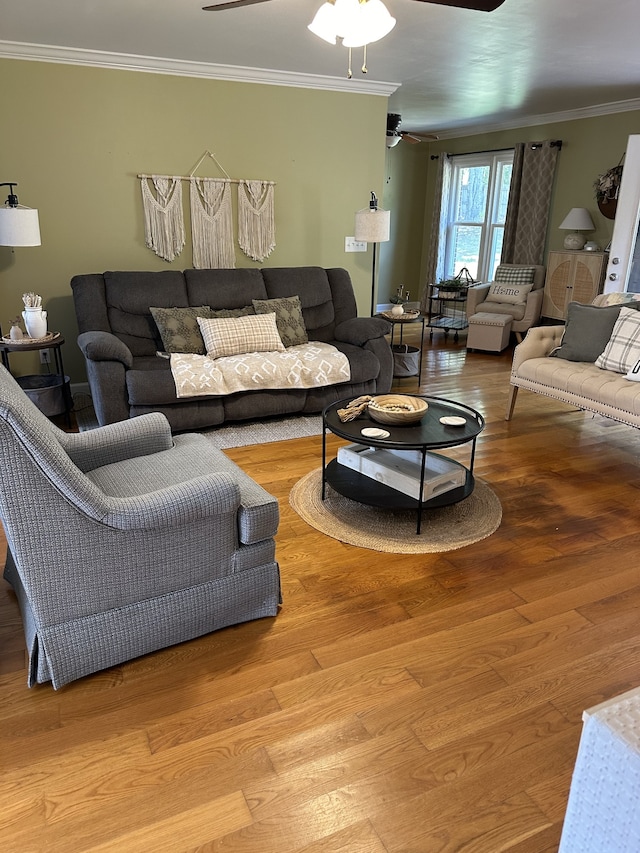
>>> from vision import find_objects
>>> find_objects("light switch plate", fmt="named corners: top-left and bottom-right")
top-left (345, 236), bottom-right (367, 253)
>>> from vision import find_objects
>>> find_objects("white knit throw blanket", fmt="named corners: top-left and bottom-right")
top-left (238, 180), bottom-right (276, 262)
top-left (140, 177), bottom-right (185, 262)
top-left (189, 178), bottom-right (235, 269)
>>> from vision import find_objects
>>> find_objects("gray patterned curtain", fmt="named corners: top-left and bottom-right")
top-left (502, 140), bottom-right (561, 265)
top-left (420, 154), bottom-right (452, 313)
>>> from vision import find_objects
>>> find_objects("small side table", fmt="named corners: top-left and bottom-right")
top-left (378, 311), bottom-right (426, 382)
top-left (0, 333), bottom-right (73, 424)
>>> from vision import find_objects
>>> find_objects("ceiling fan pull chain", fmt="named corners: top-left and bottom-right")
top-left (347, 47), bottom-right (352, 79)
top-left (361, 44), bottom-right (368, 75)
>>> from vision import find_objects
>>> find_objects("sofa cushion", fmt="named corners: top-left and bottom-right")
top-left (595, 307), bottom-right (640, 373)
top-left (550, 302), bottom-right (631, 363)
top-left (104, 271), bottom-right (188, 356)
top-left (198, 313), bottom-right (285, 360)
top-left (252, 296), bottom-right (308, 347)
top-left (261, 267), bottom-right (335, 335)
top-left (478, 300), bottom-right (527, 321)
top-left (183, 268), bottom-right (268, 308)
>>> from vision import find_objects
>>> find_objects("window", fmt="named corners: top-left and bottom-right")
top-left (444, 151), bottom-right (513, 282)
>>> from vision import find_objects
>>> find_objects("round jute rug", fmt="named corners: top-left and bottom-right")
top-left (289, 468), bottom-right (502, 554)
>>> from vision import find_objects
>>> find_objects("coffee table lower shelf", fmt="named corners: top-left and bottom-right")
top-left (323, 457), bottom-right (475, 535)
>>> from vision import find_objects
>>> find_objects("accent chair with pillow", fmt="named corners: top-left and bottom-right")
top-left (0, 365), bottom-right (281, 689)
top-left (466, 264), bottom-right (546, 344)
top-left (72, 267), bottom-right (393, 431)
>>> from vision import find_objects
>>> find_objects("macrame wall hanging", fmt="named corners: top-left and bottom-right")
top-left (238, 180), bottom-right (276, 263)
top-left (140, 176), bottom-right (185, 262)
top-left (138, 152), bottom-right (276, 268)
top-left (189, 178), bottom-right (235, 269)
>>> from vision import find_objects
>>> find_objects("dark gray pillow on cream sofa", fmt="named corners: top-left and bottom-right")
top-left (550, 301), bottom-right (640, 363)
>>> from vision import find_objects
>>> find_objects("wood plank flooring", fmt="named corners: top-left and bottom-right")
top-left (2, 328), bottom-right (640, 852)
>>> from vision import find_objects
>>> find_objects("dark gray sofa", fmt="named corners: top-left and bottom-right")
top-left (71, 266), bottom-right (393, 431)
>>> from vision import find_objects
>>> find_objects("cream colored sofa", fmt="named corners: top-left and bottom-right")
top-left (506, 295), bottom-right (640, 428)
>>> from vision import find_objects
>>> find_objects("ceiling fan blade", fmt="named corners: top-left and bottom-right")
top-left (409, 0), bottom-right (506, 11)
top-left (403, 131), bottom-right (440, 143)
top-left (203, 0), bottom-right (272, 10)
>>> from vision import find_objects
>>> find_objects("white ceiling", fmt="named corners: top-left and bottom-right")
top-left (2, 0), bottom-right (639, 137)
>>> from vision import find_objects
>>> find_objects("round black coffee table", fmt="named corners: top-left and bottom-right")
top-left (322, 395), bottom-right (485, 534)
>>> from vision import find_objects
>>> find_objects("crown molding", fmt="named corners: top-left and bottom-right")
top-left (435, 98), bottom-right (640, 140)
top-left (0, 40), bottom-right (400, 97)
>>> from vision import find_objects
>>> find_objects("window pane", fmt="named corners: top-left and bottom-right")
top-left (456, 166), bottom-right (489, 223)
top-left (489, 228), bottom-right (504, 278)
top-left (496, 164), bottom-right (512, 223)
top-left (451, 225), bottom-right (481, 279)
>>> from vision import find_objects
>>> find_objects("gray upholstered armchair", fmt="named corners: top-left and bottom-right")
top-left (0, 366), bottom-right (281, 689)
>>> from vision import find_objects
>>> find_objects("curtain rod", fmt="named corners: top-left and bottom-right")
top-left (430, 139), bottom-right (563, 160)
top-left (137, 174), bottom-right (276, 186)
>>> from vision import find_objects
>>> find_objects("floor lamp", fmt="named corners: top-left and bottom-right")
top-left (354, 192), bottom-right (390, 316)
top-left (0, 183), bottom-right (41, 337)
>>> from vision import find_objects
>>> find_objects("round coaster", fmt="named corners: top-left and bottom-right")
top-left (440, 416), bottom-right (466, 426)
top-left (361, 427), bottom-right (390, 439)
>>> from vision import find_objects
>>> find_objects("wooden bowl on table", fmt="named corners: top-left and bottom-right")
top-left (367, 395), bottom-right (428, 426)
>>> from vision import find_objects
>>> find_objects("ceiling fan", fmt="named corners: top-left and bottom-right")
top-left (203, 1), bottom-right (506, 13)
top-left (386, 113), bottom-right (438, 147)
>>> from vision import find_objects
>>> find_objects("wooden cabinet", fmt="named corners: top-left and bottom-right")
top-left (542, 251), bottom-right (608, 320)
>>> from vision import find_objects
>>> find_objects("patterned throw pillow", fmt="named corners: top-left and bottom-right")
top-left (595, 307), bottom-right (640, 373)
top-left (494, 266), bottom-right (537, 285)
top-left (150, 306), bottom-right (213, 354)
top-left (487, 282), bottom-right (533, 305)
top-left (197, 313), bottom-right (285, 360)
top-left (252, 296), bottom-right (308, 348)
top-left (150, 306), bottom-right (255, 354)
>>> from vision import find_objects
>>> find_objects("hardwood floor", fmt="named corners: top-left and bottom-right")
top-left (2, 328), bottom-right (640, 852)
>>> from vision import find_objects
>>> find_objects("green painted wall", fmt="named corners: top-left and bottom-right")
top-left (416, 110), bottom-right (640, 289)
top-left (0, 58), bottom-right (388, 381)
top-left (377, 142), bottom-right (430, 305)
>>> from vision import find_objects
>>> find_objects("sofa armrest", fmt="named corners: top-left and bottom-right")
top-left (78, 330), bottom-right (133, 368)
top-left (511, 325), bottom-right (565, 373)
top-left (334, 316), bottom-right (391, 346)
top-left (58, 412), bottom-right (174, 472)
top-left (466, 283), bottom-right (491, 317)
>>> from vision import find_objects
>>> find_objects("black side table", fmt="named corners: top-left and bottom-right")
top-left (0, 333), bottom-right (73, 424)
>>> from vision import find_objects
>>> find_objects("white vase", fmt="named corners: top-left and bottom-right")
top-left (22, 307), bottom-right (47, 339)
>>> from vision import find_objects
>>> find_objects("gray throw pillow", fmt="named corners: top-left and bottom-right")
top-left (150, 306), bottom-right (213, 354)
top-left (252, 295), bottom-right (308, 348)
top-left (550, 301), bottom-right (640, 363)
top-left (150, 305), bottom-right (254, 354)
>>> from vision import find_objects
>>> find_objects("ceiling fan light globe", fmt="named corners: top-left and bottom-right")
top-left (341, 0), bottom-right (396, 47)
top-left (386, 133), bottom-right (402, 148)
top-left (308, 3), bottom-right (339, 44)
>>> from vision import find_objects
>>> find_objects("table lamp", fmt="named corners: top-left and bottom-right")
top-left (559, 207), bottom-right (594, 251)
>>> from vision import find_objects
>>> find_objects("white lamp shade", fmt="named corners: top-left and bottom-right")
top-left (354, 207), bottom-right (390, 243)
top-left (309, 0), bottom-right (396, 48)
top-left (342, 0), bottom-right (396, 47)
top-left (559, 208), bottom-right (595, 231)
top-left (308, 3), bottom-right (338, 44)
top-left (0, 206), bottom-right (41, 247)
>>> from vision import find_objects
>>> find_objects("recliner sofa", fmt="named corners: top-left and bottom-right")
top-left (72, 267), bottom-right (393, 431)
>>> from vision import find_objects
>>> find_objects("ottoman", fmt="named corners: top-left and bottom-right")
top-left (467, 312), bottom-right (513, 352)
